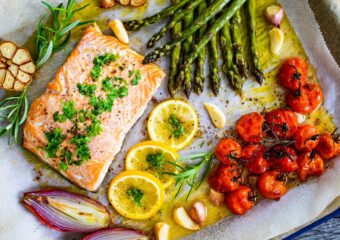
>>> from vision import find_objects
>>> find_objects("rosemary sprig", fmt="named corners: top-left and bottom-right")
top-left (0, 0), bottom-right (93, 144)
top-left (164, 151), bottom-right (214, 200)
top-left (36, 0), bottom-right (94, 68)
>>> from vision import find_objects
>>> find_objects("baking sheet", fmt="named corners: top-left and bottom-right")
top-left (0, 0), bottom-right (339, 240)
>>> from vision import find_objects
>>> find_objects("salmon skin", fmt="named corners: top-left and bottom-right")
top-left (23, 26), bottom-right (165, 191)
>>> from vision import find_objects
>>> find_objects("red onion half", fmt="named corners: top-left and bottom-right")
top-left (81, 228), bottom-right (149, 240)
top-left (22, 190), bottom-right (110, 232)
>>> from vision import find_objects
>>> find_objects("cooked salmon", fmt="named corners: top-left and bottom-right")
top-left (23, 26), bottom-right (165, 191)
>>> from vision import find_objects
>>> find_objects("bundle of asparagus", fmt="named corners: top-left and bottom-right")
top-left (124, 0), bottom-right (264, 97)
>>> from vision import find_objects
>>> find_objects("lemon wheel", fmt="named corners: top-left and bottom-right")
top-left (108, 170), bottom-right (165, 220)
top-left (147, 99), bottom-right (198, 150)
top-left (125, 141), bottom-right (179, 189)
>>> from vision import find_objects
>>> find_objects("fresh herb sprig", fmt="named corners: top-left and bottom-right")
top-left (36, 0), bottom-right (94, 68)
top-left (165, 151), bottom-right (214, 200)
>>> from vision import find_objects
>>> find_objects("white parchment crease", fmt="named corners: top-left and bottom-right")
top-left (0, 0), bottom-right (339, 240)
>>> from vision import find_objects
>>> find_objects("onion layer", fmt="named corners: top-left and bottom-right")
top-left (81, 228), bottom-right (149, 240)
top-left (22, 190), bottom-right (110, 232)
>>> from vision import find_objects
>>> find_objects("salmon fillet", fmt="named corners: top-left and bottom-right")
top-left (23, 26), bottom-right (165, 191)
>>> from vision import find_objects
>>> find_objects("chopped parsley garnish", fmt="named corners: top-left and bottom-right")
top-left (86, 119), bottom-right (102, 137)
top-left (127, 188), bottom-right (144, 206)
top-left (131, 70), bottom-right (141, 85)
top-left (44, 128), bottom-right (66, 158)
top-left (128, 70), bottom-right (134, 77)
top-left (70, 135), bottom-right (91, 162)
top-left (53, 100), bottom-right (76, 122)
top-left (53, 112), bottom-right (67, 122)
top-left (147, 152), bottom-right (164, 168)
top-left (117, 86), bottom-right (128, 97)
top-left (169, 114), bottom-right (185, 139)
top-left (102, 78), bottom-right (114, 92)
top-left (90, 53), bottom-right (118, 81)
top-left (77, 83), bottom-right (97, 96)
top-left (59, 162), bottom-right (68, 171)
top-left (77, 110), bottom-right (92, 122)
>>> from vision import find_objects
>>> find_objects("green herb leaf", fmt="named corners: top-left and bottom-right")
top-left (44, 128), bottom-right (66, 158)
top-left (127, 188), bottom-right (144, 206)
top-left (131, 69), bottom-right (141, 85)
top-left (86, 119), bottom-right (102, 137)
top-left (169, 114), bottom-right (185, 139)
top-left (91, 54), bottom-right (118, 81)
top-left (77, 83), bottom-right (98, 96)
top-left (147, 152), bottom-right (165, 168)
top-left (70, 135), bottom-right (91, 161)
top-left (118, 86), bottom-right (128, 98)
top-left (59, 161), bottom-right (68, 171)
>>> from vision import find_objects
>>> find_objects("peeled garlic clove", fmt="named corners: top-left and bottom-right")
top-left (209, 188), bottom-right (225, 207)
top-left (204, 103), bottom-right (226, 129)
top-left (154, 222), bottom-right (170, 240)
top-left (101, 0), bottom-right (116, 8)
top-left (117, 0), bottom-right (129, 5)
top-left (189, 202), bottom-right (207, 225)
top-left (264, 5), bottom-right (284, 27)
top-left (130, 0), bottom-right (146, 7)
top-left (295, 112), bottom-right (306, 124)
top-left (173, 207), bottom-right (200, 231)
top-left (0, 41), bottom-right (17, 59)
top-left (269, 27), bottom-right (284, 54)
top-left (109, 19), bottom-right (129, 44)
top-left (3, 71), bottom-right (15, 89)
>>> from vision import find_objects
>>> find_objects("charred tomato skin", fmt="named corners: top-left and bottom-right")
top-left (287, 83), bottom-right (323, 114)
top-left (269, 145), bottom-right (298, 172)
top-left (236, 112), bottom-right (266, 143)
top-left (241, 144), bottom-right (270, 174)
top-left (279, 58), bottom-right (307, 90)
top-left (265, 109), bottom-right (299, 139)
top-left (215, 138), bottom-right (242, 166)
top-left (225, 186), bottom-right (255, 215)
top-left (257, 170), bottom-right (288, 200)
top-left (208, 163), bottom-right (242, 193)
top-left (293, 124), bottom-right (320, 152)
top-left (315, 133), bottom-right (339, 160)
top-left (297, 151), bottom-right (325, 181)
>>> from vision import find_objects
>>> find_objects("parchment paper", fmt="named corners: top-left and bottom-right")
top-left (0, 0), bottom-right (339, 240)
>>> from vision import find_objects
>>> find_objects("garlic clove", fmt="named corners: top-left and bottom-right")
top-left (12, 48), bottom-right (32, 65)
top-left (117, 0), bottom-right (129, 5)
top-left (130, 0), bottom-right (146, 7)
top-left (269, 27), bottom-right (284, 54)
top-left (14, 81), bottom-right (25, 91)
top-left (209, 188), bottom-right (225, 207)
top-left (101, 0), bottom-right (116, 8)
top-left (204, 103), bottom-right (226, 129)
top-left (264, 5), bottom-right (284, 27)
top-left (3, 71), bottom-right (15, 89)
top-left (17, 70), bottom-right (32, 83)
top-left (173, 207), bottom-right (200, 231)
top-left (189, 202), bottom-right (207, 225)
top-left (8, 64), bottom-right (18, 77)
top-left (20, 61), bottom-right (36, 74)
top-left (0, 69), bottom-right (6, 85)
top-left (154, 222), bottom-right (170, 240)
top-left (109, 19), bottom-right (129, 44)
top-left (0, 41), bottom-right (17, 59)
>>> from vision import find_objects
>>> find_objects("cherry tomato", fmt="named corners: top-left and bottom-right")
top-left (287, 83), bottom-right (323, 114)
top-left (215, 138), bottom-right (242, 165)
top-left (279, 58), bottom-right (307, 90)
top-left (265, 109), bottom-right (298, 139)
top-left (240, 144), bottom-right (270, 174)
top-left (208, 163), bottom-right (242, 193)
top-left (297, 151), bottom-right (325, 181)
top-left (225, 186), bottom-right (256, 215)
top-left (236, 112), bottom-right (266, 143)
top-left (293, 124), bottom-right (320, 152)
top-left (316, 132), bottom-right (340, 160)
top-left (257, 170), bottom-right (288, 200)
top-left (269, 145), bottom-right (298, 172)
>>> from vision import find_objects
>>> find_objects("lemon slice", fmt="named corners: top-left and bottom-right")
top-left (125, 141), bottom-right (179, 189)
top-left (147, 99), bottom-right (198, 150)
top-left (108, 170), bottom-right (165, 220)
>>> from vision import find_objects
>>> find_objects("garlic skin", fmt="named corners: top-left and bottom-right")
top-left (189, 202), bottom-right (207, 225)
top-left (109, 19), bottom-right (129, 44)
top-left (173, 207), bottom-right (200, 231)
top-left (209, 188), bottom-right (225, 207)
top-left (264, 5), bottom-right (284, 27)
top-left (154, 222), bottom-right (170, 240)
top-left (269, 28), bottom-right (284, 54)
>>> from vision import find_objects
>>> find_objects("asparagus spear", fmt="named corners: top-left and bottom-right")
top-left (193, 0), bottom-right (208, 94)
top-left (246, 0), bottom-right (264, 85)
top-left (176, 0), bottom-right (247, 86)
top-left (147, 0), bottom-right (205, 49)
top-left (220, 21), bottom-right (243, 94)
top-left (124, 0), bottom-right (191, 31)
top-left (230, 10), bottom-right (249, 78)
top-left (143, 0), bottom-right (232, 64)
top-left (208, 15), bottom-right (221, 96)
top-left (168, 0), bottom-right (182, 97)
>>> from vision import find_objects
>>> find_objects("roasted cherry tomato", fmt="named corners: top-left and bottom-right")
top-left (287, 83), bottom-right (323, 114)
top-left (240, 144), bottom-right (270, 174)
top-left (265, 109), bottom-right (298, 139)
top-left (279, 58), bottom-right (307, 90)
top-left (316, 132), bottom-right (340, 160)
top-left (269, 145), bottom-right (298, 172)
top-left (297, 151), bottom-right (325, 181)
top-left (208, 163), bottom-right (242, 193)
top-left (257, 170), bottom-right (288, 199)
top-left (225, 186), bottom-right (256, 215)
top-left (293, 124), bottom-right (320, 152)
top-left (215, 138), bottom-right (242, 165)
top-left (236, 112), bottom-right (266, 143)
